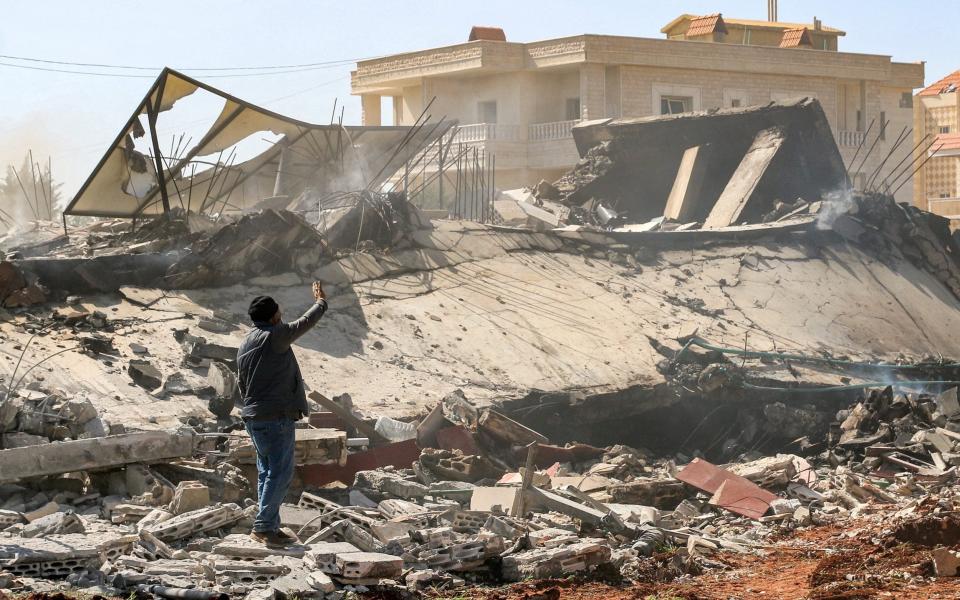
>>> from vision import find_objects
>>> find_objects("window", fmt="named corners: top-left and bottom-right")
top-left (478, 100), bottom-right (497, 123)
top-left (900, 92), bottom-right (913, 109)
top-left (565, 97), bottom-right (581, 121)
top-left (661, 96), bottom-right (693, 115)
top-left (941, 126), bottom-right (951, 134)
top-left (723, 88), bottom-right (748, 109)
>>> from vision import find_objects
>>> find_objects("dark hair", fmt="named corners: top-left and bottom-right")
top-left (248, 296), bottom-right (279, 322)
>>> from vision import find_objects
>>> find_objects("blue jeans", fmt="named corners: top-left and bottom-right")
top-left (245, 418), bottom-right (296, 533)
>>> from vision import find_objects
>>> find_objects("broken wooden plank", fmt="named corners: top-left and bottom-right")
top-left (0, 431), bottom-right (195, 483)
top-left (308, 391), bottom-right (390, 446)
top-left (664, 144), bottom-right (712, 222)
top-left (703, 127), bottom-right (785, 229)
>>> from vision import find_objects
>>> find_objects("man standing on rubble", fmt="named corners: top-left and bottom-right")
top-left (237, 281), bottom-right (327, 547)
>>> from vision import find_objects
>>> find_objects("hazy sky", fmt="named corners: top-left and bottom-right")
top-left (0, 0), bottom-right (953, 200)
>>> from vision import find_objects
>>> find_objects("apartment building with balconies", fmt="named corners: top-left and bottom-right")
top-left (913, 70), bottom-right (960, 223)
top-left (351, 15), bottom-right (923, 205)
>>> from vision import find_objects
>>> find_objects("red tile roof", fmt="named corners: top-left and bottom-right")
top-left (468, 26), bottom-right (506, 42)
top-left (934, 133), bottom-right (960, 152)
top-left (920, 70), bottom-right (960, 97)
top-left (779, 27), bottom-right (813, 48)
top-left (685, 13), bottom-right (728, 37)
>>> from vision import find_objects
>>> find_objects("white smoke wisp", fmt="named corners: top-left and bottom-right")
top-left (816, 187), bottom-right (857, 230)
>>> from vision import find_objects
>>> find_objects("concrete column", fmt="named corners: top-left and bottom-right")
top-left (361, 94), bottom-right (381, 126)
top-left (579, 64), bottom-right (606, 120)
top-left (392, 95), bottom-right (404, 125)
top-left (272, 138), bottom-right (290, 197)
top-left (912, 96), bottom-right (926, 209)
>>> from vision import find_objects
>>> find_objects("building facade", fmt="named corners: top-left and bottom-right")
top-left (351, 15), bottom-right (923, 206)
top-left (913, 70), bottom-right (960, 222)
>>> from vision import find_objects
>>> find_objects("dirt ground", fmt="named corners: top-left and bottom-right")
top-left (423, 514), bottom-right (960, 600)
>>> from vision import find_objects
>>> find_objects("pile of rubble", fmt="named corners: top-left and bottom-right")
top-left (0, 379), bottom-right (956, 599)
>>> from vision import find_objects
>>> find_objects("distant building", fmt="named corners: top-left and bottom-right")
top-left (913, 70), bottom-right (960, 223)
top-left (351, 14), bottom-right (923, 207)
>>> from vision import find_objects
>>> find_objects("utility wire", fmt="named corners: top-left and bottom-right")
top-left (0, 60), bottom-right (357, 79)
top-left (0, 53), bottom-right (372, 72)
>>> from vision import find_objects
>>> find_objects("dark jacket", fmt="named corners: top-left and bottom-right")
top-left (237, 300), bottom-right (327, 420)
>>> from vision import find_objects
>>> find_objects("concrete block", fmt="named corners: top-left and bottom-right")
top-left (469, 487), bottom-right (518, 515)
top-left (169, 481), bottom-right (210, 515)
top-left (229, 429), bottom-right (346, 467)
top-left (145, 503), bottom-right (243, 542)
top-left (128, 359), bottom-right (162, 389)
top-left (213, 534), bottom-right (306, 560)
top-left (335, 551), bottom-right (403, 579)
top-left (303, 541), bottom-right (360, 573)
top-left (23, 501), bottom-right (59, 523)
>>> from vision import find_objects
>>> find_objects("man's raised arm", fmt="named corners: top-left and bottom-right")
top-left (271, 282), bottom-right (327, 352)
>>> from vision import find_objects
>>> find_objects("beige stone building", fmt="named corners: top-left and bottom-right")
top-left (351, 15), bottom-right (923, 205)
top-left (913, 70), bottom-right (960, 222)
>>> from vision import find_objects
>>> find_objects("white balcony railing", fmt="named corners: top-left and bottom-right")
top-left (837, 130), bottom-right (867, 148)
top-left (453, 123), bottom-right (523, 143)
top-left (529, 119), bottom-right (579, 142)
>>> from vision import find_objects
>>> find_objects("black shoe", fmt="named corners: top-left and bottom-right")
top-left (250, 530), bottom-right (293, 548)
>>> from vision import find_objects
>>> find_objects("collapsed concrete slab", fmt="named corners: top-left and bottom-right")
top-left (0, 431), bottom-right (195, 483)
top-left (553, 97), bottom-right (848, 226)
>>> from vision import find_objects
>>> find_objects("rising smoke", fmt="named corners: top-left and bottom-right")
top-left (816, 187), bottom-right (857, 230)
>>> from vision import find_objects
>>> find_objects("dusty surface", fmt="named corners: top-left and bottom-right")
top-left (4, 220), bottom-right (960, 431)
top-left (426, 515), bottom-right (960, 600)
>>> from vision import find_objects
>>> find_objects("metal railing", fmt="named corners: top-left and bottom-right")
top-left (529, 119), bottom-right (579, 142)
top-left (837, 130), bottom-right (867, 148)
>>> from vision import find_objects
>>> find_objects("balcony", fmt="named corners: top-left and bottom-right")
top-left (837, 130), bottom-right (867, 148)
top-left (529, 119), bottom-right (579, 142)
top-left (453, 123), bottom-right (524, 143)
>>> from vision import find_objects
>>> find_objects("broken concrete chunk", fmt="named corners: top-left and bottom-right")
top-left (169, 480), bottom-right (211, 515)
top-left (335, 551), bottom-right (403, 579)
top-left (145, 503), bottom-right (243, 541)
top-left (21, 511), bottom-right (84, 538)
top-left (936, 388), bottom-right (960, 419)
top-left (0, 431), bottom-right (194, 484)
top-left (303, 541), bottom-right (360, 573)
top-left (207, 361), bottom-right (238, 419)
top-left (128, 359), bottom-right (162, 390)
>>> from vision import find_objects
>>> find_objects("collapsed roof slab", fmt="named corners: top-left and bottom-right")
top-left (11, 217), bottom-right (960, 438)
top-left (564, 97), bottom-right (848, 224)
top-left (64, 68), bottom-right (454, 219)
